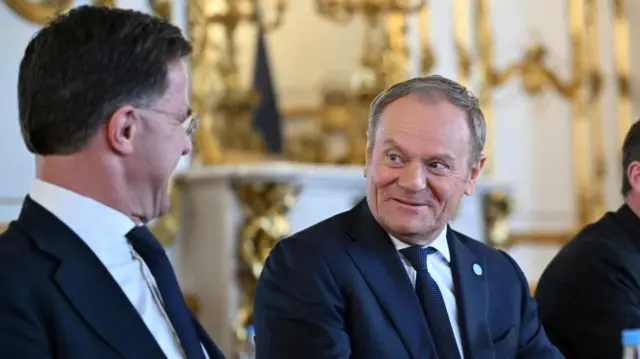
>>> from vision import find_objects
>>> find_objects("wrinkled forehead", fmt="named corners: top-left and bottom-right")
top-left (375, 96), bottom-right (471, 147)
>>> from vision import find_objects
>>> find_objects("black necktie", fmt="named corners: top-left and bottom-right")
top-left (400, 246), bottom-right (461, 359)
top-left (127, 226), bottom-right (205, 359)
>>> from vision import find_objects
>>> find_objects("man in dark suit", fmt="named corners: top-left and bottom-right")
top-left (535, 120), bottom-right (640, 358)
top-left (0, 6), bottom-right (224, 359)
top-left (253, 75), bottom-right (562, 359)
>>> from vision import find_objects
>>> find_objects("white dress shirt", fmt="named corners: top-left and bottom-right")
top-left (389, 226), bottom-right (465, 358)
top-left (29, 179), bottom-right (206, 359)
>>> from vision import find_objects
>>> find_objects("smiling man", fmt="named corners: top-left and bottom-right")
top-left (253, 75), bottom-right (563, 359)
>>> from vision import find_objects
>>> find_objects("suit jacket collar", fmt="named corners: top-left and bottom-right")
top-left (343, 200), bottom-right (436, 359)
top-left (447, 228), bottom-right (493, 359)
top-left (17, 196), bottom-right (166, 358)
top-left (343, 199), bottom-right (493, 359)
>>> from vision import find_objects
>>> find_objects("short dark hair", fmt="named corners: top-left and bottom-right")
top-left (18, 5), bottom-right (192, 155)
top-left (621, 120), bottom-right (640, 195)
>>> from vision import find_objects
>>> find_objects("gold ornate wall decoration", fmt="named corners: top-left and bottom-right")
top-left (311, 0), bottom-right (426, 165)
top-left (232, 180), bottom-right (298, 352)
top-left (148, 0), bottom-right (171, 20)
top-left (2, 0), bottom-right (126, 25)
top-left (612, 0), bottom-right (632, 153)
top-left (452, 0), bottom-right (469, 85)
top-left (419, 5), bottom-right (435, 75)
top-left (470, 0), bottom-right (556, 176)
top-left (497, 0), bottom-right (604, 228)
top-left (450, 0), bottom-right (544, 176)
top-left (482, 190), bottom-right (514, 249)
top-left (150, 179), bottom-right (179, 246)
top-left (316, 0), bottom-right (426, 93)
top-left (91, 0), bottom-right (114, 7)
top-left (455, 0), bottom-right (612, 229)
top-left (3, 0), bottom-right (73, 24)
top-left (188, 0), bottom-right (287, 166)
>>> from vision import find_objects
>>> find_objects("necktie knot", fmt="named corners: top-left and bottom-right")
top-left (126, 225), bottom-right (165, 261)
top-left (399, 246), bottom-right (437, 271)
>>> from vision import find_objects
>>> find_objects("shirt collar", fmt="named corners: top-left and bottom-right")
top-left (389, 226), bottom-right (451, 263)
top-left (29, 179), bottom-right (136, 264)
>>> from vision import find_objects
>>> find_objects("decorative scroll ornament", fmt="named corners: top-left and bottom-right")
top-left (3, 0), bottom-right (73, 25)
top-left (232, 180), bottom-right (298, 352)
top-left (148, 0), bottom-right (171, 20)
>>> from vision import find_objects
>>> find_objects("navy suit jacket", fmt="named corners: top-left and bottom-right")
top-left (253, 200), bottom-right (562, 359)
top-left (0, 197), bottom-right (224, 359)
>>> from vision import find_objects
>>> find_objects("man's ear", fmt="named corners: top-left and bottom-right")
top-left (464, 154), bottom-right (486, 196)
top-left (364, 139), bottom-right (372, 177)
top-left (106, 105), bottom-right (138, 155)
top-left (627, 161), bottom-right (640, 193)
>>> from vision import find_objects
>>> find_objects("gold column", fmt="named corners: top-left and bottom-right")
top-left (613, 0), bottom-right (632, 150)
top-left (419, 4), bottom-right (435, 74)
top-left (453, 0), bottom-right (470, 85)
top-left (568, 0), bottom-right (590, 227)
top-left (385, 11), bottom-right (408, 83)
top-left (584, 0), bottom-right (605, 223)
top-left (475, 0), bottom-right (494, 174)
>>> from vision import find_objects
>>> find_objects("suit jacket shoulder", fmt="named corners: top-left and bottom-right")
top-left (535, 206), bottom-right (640, 358)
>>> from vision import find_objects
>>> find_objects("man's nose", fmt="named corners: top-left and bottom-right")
top-left (397, 162), bottom-right (427, 192)
top-left (182, 134), bottom-right (192, 156)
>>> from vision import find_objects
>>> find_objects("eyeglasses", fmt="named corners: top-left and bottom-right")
top-left (136, 107), bottom-right (199, 136)
top-left (181, 110), bottom-right (199, 136)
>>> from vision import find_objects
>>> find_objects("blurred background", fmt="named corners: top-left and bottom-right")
top-left (0, 0), bottom-right (637, 357)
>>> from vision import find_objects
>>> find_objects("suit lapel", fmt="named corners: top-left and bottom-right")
top-left (343, 201), bottom-right (437, 359)
top-left (18, 197), bottom-right (165, 358)
top-left (448, 229), bottom-right (493, 359)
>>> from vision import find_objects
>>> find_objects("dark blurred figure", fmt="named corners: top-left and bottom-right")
top-left (536, 120), bottom-right (640, 359)
top-left (0, 6), bottom-right (223, 359)
top-left (253, 75), bottom-right (563, 359)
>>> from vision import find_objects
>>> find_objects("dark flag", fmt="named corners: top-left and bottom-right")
top-left (251, 26), bottom-right (283, 153)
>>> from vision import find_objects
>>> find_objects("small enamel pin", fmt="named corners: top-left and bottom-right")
top-left (473, 263), bottom-right (483, 276)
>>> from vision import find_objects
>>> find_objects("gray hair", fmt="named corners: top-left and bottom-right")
top-left (366, 75), bottom-right (486, 164)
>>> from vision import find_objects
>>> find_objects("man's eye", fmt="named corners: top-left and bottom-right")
top-left (429, 162), bottom-right (448, 170)
top-left (388, 153), bottom-right (401, 162)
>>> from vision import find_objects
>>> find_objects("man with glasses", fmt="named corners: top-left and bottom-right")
top-left (0, 6), bottom-right (222, 359)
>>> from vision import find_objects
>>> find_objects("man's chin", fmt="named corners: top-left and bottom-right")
top-left (386, 217), bottom-right (437, 236)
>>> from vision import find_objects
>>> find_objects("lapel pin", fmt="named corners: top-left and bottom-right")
top-left (473, 263), bottom-right (483, 276)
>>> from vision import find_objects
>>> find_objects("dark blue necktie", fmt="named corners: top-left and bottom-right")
top-left (400, 246), bottom-right (461, 359)
top-left (127, 226), bottom-right (205, 359)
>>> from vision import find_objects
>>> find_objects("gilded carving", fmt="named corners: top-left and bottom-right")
top-left (232, 181), bottom-right (298, 352)
top-left (3, 0), bottom-right (73, 25)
